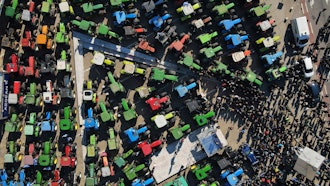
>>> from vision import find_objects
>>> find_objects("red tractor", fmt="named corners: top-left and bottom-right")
top-left (21, 30), bottom-right (35, 50)
top-left (145, 95), bottom-right (169, 111)
top-left (138, 140), bottom-right (162, 157)
top-left (19, 56), bottom-right (39, 78)
top-left (6, 53), bottom-right (19, 73)
top-left (169, 33), bottom-right (191, 53)
top-left (60, 145), bottom-right (76, 169)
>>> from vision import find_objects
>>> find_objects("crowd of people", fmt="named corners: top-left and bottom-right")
top-left (210, 20), bottom-right (330, 185)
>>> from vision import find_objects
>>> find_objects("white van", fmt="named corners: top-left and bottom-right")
top-left (291, 16), bottom-right (310, 48)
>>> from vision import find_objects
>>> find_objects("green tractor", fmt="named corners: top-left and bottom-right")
top-left (86, 163), bottom-right (98, 186)
top-left (123, 162), bottom-right (146, 181)
top-left (97, 23), bottom-right (122, 41)
top-left (191, 163), bottom-right (212, 180)
top-left (81, 2), bottom-right (104, 14)
top-left (170, 124), bottom-right (191, 140)
top-left (56, 22), bottom-right (69, 44)
top-left (200, 45), bottom-right (223, 59)
top-left (197, 31), bottom-right (218, 45)
top-left (5, 113), bottom-right (23, 133)
top-left (240, 69), bottom-right (263, 86)
top-left (210, 61), bottom-right (235, 77)
top-left (107, 71), bottom-right (125, 94)
top-left (164, 176), bottom-right (188, 186)
top-left (71, 19), bottom-right (96, 35)
top-left (121, 98), bottom-right (137, 121)
top-left (194, 111), bottom-right (215, 126)
top-left (212, 2), bottom-right (235, 21)
top-left (24, 82), bottom-right (42, 106)
top-left (5, 141), bottom-right (23, 163)
top-left (38, 139), bottom-right (57, 167)
top-left (150, 68), bottom-right (178, 82)
top-left (99, 101), bottom-right (114, 122)
top-left (24, 112), bottom-right (37, 136)
top-left (265, 66), bottom-right (287, 82)
top-left (87, 134), bottom-right (97, 158)
top-left (178, 52), bottom-right (201, 70)
top-left (59, 106), bottom-right (78, 131)
top-left (109, 0), bottom-right (136, 9)
top-left (108, 128), bottom-right (119, 150)
top-left (5, 0), bottom-right (18, 18)
top-left (114, 149), bottom-right (134, 168)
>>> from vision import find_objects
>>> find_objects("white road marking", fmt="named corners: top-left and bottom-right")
top-left (301, 3), bottom-right (304, 14)
top-left (326, 0), bottom-right (329, 5)
top-left (305, 1), bottom-right (309, 13)
top-left (309, 22), bottom-right (314, 34)
top-left (309, 0), bottom-right (314, 8)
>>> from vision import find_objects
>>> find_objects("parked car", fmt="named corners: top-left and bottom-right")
top-left (302, 56), bottom-right (314, 78)
top-left (308, 81), bottom-right (320, 104)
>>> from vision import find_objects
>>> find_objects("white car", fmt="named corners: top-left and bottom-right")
top-left (303, 56), bottom-right (314, 78)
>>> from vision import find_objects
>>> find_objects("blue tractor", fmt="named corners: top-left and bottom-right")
top-left (261, 51), bottom-right (283, 67)
top-left (124, 126), bottom-right (149, 143)
top-left (149, 13), bottom-right (171, 31)
top-left (84, 108), bottom-right (99, 130)
top-left (132, 177), bottom-right (154, 186)
top-left (225, 34), bottom-right (249, 49)
top-left (218, 18), bottom-right (242, 34)
top-left (175, 82), bottom-right (197, 98)
top-left (40, 112), bottom-right (56, 133)
top-left (241, 143), bottom-right (259, 166)
top-left (221, 168), bottom-right (244, 186)
top-left (113, 10), bottom-right (139, 27)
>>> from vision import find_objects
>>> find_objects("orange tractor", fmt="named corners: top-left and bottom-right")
top-left (36, 25), bottom-right (54, 50)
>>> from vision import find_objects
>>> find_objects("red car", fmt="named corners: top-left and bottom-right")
top-left (145, 96), bottom-right (169, 111)
top-left (6, 54), bottom-right (19, 73)
top-left (138, 140), bottom-right (162, 157)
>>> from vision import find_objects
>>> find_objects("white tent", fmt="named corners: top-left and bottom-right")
top-left (293, 147), bottom-right (325, 180)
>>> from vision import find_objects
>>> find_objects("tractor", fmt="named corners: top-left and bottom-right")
top-left (123, 26), bottom-right (147, 37)
top-left (120, 60), bottom-right (146, 75)
top-left (175, 82), bottom-right (197, 98)
top-left (199, 45), bottom-right (223, 59)
top-left (151, 111), bottom-right (175, 128)
top-left (123, 163), bottom-right (146, 180)
top-left (124, 126), bottom-right (150, 143)
top-left (190, 16), bottom-right (212, 32)
top-left (59, 106), bottom-right (78, 131)
top-left (81, 2), bottom-right (104, 14)
top-left (121, 98), bottom-right (137, 121)
top-left (142, 0), bottom-right (167, 18)
top-left (84, 108), bottom-right (100, 130)
top-left (71, 19), bottom-right (96, 35)
top-left (150, 68), bottom-right (178, 82)
top-left (107, 71), bottom-right (125, 94)
top-left (212, 2), bottom-right (235, 20)
top-left (177, 52), bottom-right (201, 70)
top-left (99, 101), bottom-right (114, 122)
top-left (169, 33), bottom-right (191, 54)
top-left (145, 95), bottom-right (170, 111)
top-left (170, 123), bottom-right (191, 140)
top-left (108, 128), bottom-right (119, 150)
top-left (197, 31), bottom-right (218, 45)
top-left (191, 164), bottom-right (212, 180)
top-left (5, 113), bottom-right (23, 133)
top-left (6, 53), bottom-right (19, 73)
top-left (149, 13), bottom-right (171, 31)
top-left (265, 66), bottom-right (287, 82)
top-left (155, 25), bottom-right (177, 46)
top-left (218, 18), bottom-right (242, 34)
top-left (97, 23), bottom-right (122, 41)
top-left (36, 25), bottom-right (54, 51)
top-left (194, 111), bottom-right (215, 126)
top-left (114, 149), bottom-right (134, 168)
top-left (38, 139), bottom-right (57, 167)
top-left (220, 168), bottom-right (244, 186)
top-left (176, 1), bottom-right (202, 21)
top-left (40, 111), bottom-right (56, 134)
top-left (113, 10), bottom-right (139, 27)
top-left (56, 22), bottom-right (69, 44)
top-left (138, 140), bottom-right (162, 156)
top-left (261, 51), bottom-right (283, 67)
top-left (87, 134), bottom-right (97, 158)
top-left (225, 34), bottom-right (249, 50)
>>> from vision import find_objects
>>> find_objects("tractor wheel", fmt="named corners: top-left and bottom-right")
top-left (168, 70), bottom-right (176, 75)
top-left (179, 32), bottom-right (185, 38)
top-left (237, 24), bottom-right (243, 29)
top-left (230, 9), bottom-right (235, 14)
top-left (167, 18), bottom-right (172, 24)
top-left (197, 9), bottom-right (203, 14)
top-left (186, 128), bottom-right (191, 133)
